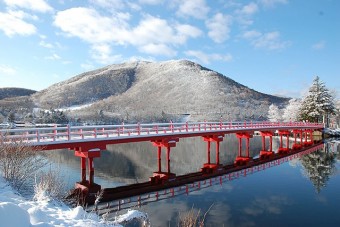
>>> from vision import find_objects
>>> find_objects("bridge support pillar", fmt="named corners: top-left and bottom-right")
top-left (235, 132), bottom-right (253, 165)
top-left (259, 131), bottom-right (275, 159)
top-left (81, 157), bottom-right (86, 183)
top-left (277, 130), bottom-right (290, 154)
top-left (292, 129), bottom-right (303, 150)
top-left (150, 138), bottom-right (179, 184)
top-left (74, 145), bottom-right (104, 194)
top-left (201, 135), bottom-right (224, 173)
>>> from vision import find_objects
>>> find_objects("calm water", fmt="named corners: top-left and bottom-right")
top-left (47, 136), bottom-right (340, 226)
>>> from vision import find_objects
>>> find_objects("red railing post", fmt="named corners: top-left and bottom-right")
top-left (94, 128), bottom-right (97, 138)
top-left (170, 120), bottom-right (174, 133)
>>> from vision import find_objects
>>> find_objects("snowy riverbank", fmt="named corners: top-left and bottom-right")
top-left (0, 177), bottom-right (149, 226)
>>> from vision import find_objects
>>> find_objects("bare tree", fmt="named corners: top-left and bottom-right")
top-left (0, 140), bottom-right (48, 191)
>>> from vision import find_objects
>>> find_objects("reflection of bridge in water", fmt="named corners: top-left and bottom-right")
top-left (0, 121), bottom-right (323, 205)
top-left (94, 143), bottom-right (324, 214)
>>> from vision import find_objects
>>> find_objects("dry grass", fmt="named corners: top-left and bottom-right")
top-left (34, 166), bottom-right (67, 201)
top-left (177, 204), bottom-right (213, 227)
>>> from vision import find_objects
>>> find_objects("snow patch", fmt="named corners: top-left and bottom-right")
top-left (0, 202), bottom-right (31, 227)
top-left (114, 209), bottom-right (149, 224)
top-left (57, 103), bottom-right (94, 112)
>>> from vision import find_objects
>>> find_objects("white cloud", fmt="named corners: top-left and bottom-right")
top-left (54, 7), bottom-right (121, 43)
top-left (259, 0), bottom-right (288, 8)
top-left (239, 2), bottom-right (258, 15)
top-left (139, 0), bottom-right (164, 5)
top-left (176, 0), bottom-right (210, 19)
top-left (54, 8), bottom-right (202, 61)
top-left (243, 30), bottom-right (290, 50)
top-left (243, 30), bottom-right (261, 39)
top-left (39, 40), bottom-right (54, 48)
top-left (126, 2), bottom-right (142, 11)
top-left (206, 13), bottom-right (232, 43)
top-left (0, 11), bottom-right (36, 36)
top-left (4, 0), bottom-right (53, 13)
top-left (312, 41), bottom-right (326, 50)
top-left (0, 65), bottom-right (16, 75)
top-left (128, 15), bottom-right (202, 46)
top-left (6, 10), bottom-right (38, 21)
top-left (90, 44), bottom-right (123, 64)
top-left (139, 43), bottom-right (176, 56)
top-left (185, 50), bottom-right (232, 64)
top-left (234, 2), bottom-right (259, 26)
top-left (176, 24), bottom-right (202, 39)
top-left (45, 53), bottom-right (61, 60)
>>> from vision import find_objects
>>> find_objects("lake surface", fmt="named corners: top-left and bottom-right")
top-left (47, 135), bottom-right (340, 226)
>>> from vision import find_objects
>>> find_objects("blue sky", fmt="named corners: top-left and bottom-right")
top-left (0, 0), bottom-right (339, 98)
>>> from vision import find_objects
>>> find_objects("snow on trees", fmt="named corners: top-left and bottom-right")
top-left (299, 76), bottom-right (336, 123)
top-left (282, 98), bottom-right (301, 122)
top-left (267, 104), bottom-right (282, 122)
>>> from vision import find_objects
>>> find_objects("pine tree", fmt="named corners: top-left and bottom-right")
top-left (282, 98), bottom-right (301, 122)
top-left (299, 76), bottom-right (336, 123)
top-left (267, 104), bottom-right (282, 122)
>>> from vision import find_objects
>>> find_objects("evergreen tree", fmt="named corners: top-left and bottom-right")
top-left (7, 112), bottom-right (15, 123)
top-left (299, 76), bottom-right (336, 123)
top-left (282, 98), bottom-right (301, 122)
top-left (267, 104), bottom-right (282, 122)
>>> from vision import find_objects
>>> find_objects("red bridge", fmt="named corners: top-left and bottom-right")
top-left (0, 121), bottom-right (324, 202)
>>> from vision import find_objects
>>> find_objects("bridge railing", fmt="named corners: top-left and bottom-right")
top-left (0, 121), bottom-right (324, 144)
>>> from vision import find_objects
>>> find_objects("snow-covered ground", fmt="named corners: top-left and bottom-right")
top-left (56, 103), bottom-right (94, 112)
top-left (0, 177), bottom-right (149, 226)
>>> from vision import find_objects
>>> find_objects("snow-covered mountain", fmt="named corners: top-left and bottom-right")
top-left (3, 60), bottom-right (290, 123)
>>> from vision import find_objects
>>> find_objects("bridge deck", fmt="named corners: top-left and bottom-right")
top-left (0, 121), bottom-right (323, 149)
